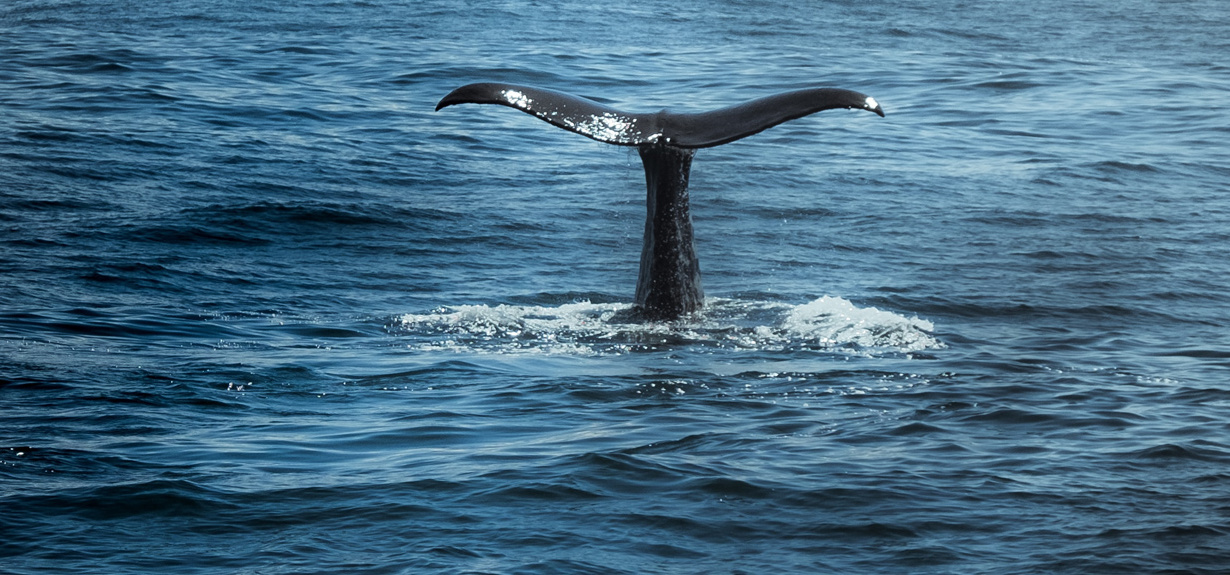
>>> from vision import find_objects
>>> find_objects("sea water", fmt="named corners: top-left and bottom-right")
top-left (2, 0), bottom-right (1229, 573)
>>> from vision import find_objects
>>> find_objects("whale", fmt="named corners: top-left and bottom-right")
top-left (436, 82), bottom-right (884, 320)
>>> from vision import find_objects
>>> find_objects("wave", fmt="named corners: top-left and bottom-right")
top-left (391, 296), bottom-right (941, 356)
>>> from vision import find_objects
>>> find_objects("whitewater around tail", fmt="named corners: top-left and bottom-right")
top-left (392, 296), bottom-right (942, 357)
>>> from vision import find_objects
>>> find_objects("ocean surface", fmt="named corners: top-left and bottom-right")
top-left (2, 1), bottom-right (1229, 573)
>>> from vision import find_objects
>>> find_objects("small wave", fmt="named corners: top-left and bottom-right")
top-left (391, 296), bottom-right (941, 356)
top-left (780, 297), bottom-right (938, 351)
top-left (1089, 160), bottom-right (1163, 174)
top-left (1121, 443), bottom-right (1230, 463)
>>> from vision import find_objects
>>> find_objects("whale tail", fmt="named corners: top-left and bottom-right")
top-left (436, 82), bottom-right (883, 149)
top-left (436, 82), bottom-right (885, 320)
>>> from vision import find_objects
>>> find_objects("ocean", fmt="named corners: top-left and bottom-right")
top-left (2, 0), bottom-right (1229, 573)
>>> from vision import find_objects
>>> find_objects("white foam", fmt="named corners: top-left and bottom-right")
top-left (780, 296), bottom-right (938, 352)
top-left (398, 301), bottom-right (629, 338)
top-left (392, 296), bottom-right (941, 356)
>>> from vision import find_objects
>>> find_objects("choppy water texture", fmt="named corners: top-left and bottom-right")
top-left (3, 1), bottom-right (1230, 573)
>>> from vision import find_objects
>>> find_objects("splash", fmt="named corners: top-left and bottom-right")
top-left (392, 297), bottom-right (941, 357)
top-left (781, 296), bottom-right (937, 351)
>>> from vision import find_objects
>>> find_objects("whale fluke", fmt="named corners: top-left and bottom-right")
top-left (436, 83), bottom-right (652, 146)
top-left (436, 82), bottom-right (883, 148)
top-left (436, 82), bottom-right (885, 320)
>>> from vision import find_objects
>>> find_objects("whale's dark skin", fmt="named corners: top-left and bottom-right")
top-left (436, 83), bottom-right (884, 320)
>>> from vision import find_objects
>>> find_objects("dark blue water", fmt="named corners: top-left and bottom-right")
top-left (3, 1), bottom-right (1229, 573)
